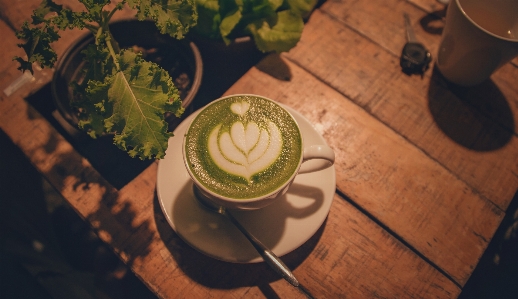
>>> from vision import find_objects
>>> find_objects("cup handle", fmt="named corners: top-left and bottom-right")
top-left (298, 145), bottom-right (335, 174)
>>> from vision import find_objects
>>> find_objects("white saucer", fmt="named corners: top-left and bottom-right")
top-left (156, 105), bottom-right (336, 263)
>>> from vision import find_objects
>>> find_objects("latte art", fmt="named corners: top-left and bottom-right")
top-left (209, 118), bottom-right (282, 181)
top-left (184, 95), bottom-right (302, 199)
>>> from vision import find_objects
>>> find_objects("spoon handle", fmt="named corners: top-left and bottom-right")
top-left (224, 211), bottom-right (315, 298)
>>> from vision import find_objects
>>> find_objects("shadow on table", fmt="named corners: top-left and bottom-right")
top-left (1, 22), bottom-right (294, 298)
top-left (459, 191), bottom-right (518, 299)
top-left (7, 27), bottom-right (295, 299)
top-left (255, 54), bottom-right (293, 82)
top-left (0, 129), bottom-right (156, 299)
top-left (154, 193), bottom-right (324, 292)
top-left (25, 84), bottom-right (155, 190)
top-left (427, 65), bottom-right (514, 151)
top-left (419, 6), bottom-right (447, 36)
top-left (22, 90), bottom-right (156, 267)
top-left (0, 76), bottom-right (162, 297)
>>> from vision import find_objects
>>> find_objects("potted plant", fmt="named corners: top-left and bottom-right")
top-left (193, 0), bottom-right (318, 53)
top-left (14, 0), bottom-right (198, 160)
top-left (181, 0), bottom-right (319, 112)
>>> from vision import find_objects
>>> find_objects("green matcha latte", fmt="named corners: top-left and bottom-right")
top-left (184, 95), bottom-right (303, 199)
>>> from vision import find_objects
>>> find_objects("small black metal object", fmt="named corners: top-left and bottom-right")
top-left (400, 13), bottom-right (431, 75)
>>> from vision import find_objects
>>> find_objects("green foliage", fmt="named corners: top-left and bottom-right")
top-left (247, 10), bottom-right (303, 53)
top-left (14, 0), bottom-right (197, 160)
top-left (127, 0), bottom-right (198, 39)
top-left (91, 50), bottom-right (183, 159)
top-left (193, 0), bottom-right (317, 53)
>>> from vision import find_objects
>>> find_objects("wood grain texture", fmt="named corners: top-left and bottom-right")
top-left (286, 2), bottom-right (518, 211)
top-left (1, 0), bottom-right (514, 297)
top-left (0, 74), bottom-right (461, 298)
top-left (122, 163), bottom-right (461, 298)
top-left (0, 85), bottom-right (463, 298)
top-left (0, 0), bottom-right (42, 30)
top-left (224, 54), bottom-right (504, 285)
top-left (0, 16), bottom-right (460, 299)
top-left (0, 20), bottom-right (25, 75)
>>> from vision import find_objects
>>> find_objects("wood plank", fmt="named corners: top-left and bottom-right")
top-left (0, 0), bottom-right (42, 30)
top-left (0, 78), bottom-right (461, 298)
top-left (0, 28), bottom-right (461, 299)
top-left (224, 54), bottom-right (503, 285)
top-left (0, 0), bottom-right (505, 296)
top-left (321, 0), bottom-right (518, 131)
top-left (0, 20), bottom-right (25, 75)
top-left (409, 0), bottom-right (448, 13)
top-left (0, 96), bottom-right (460, 298)
top-left (285, 3), bottom-right (518, 211)
top-left (144, 186), bottom-right (461, 298)
top-left (301, 195), bottom-right (460, 298)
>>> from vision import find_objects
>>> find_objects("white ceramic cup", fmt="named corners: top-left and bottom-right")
top-left (182, 94), bottom-right (335, 210)
top-left (436, 0), bottom-right (518, 86)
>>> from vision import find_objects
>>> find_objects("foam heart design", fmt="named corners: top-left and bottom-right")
top-left (230, 101), bottom-right (250, 116)
top-left (231, 122), bottom-right (260, 153)
top-left (208, 120), bottom-right (282, 181)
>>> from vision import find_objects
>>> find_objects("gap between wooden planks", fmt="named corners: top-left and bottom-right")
top-left (1, 17), bottom-right (460, 299)
top-left (306, 0), bottom-right (518, 212)
top-left (224, 53), bottom-right (504, 287)
top-left (0, 70), bottom-right (461, 298)
top-left (0, 0), bottom-right (510, 298)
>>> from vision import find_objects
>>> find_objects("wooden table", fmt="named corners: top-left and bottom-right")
top-left (1, 0), bottom-right (517, 298)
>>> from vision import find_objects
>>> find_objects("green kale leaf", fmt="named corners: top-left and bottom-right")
top-left (247, 10), bottom-right (303, 53)
top-left (194, 0), bottom-right (221, 38)
top-left (86, 50), bottom-right (184, 160)
top-left (193, 0), bottom-right (316, 53)
top-left (14, 0), bottom-right (197, 159)
top-left (286, 0), bottom-right (318, 18)
top-left (14, 22), bottom-right (59, 73)
top-left (127, 0), bottom-right (198, 39)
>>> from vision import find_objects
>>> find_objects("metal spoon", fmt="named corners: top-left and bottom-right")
top-left (193, 186), bottom-right (315, 299)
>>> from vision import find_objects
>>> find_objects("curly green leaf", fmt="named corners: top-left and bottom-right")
top-left (89, 50), bottom-right (183, 160)
top-left (32, 0), bottom-right (63, 24)
top-left (127, 0), bottom-right (198, 39)
top-left (247, 10), bottom-right (304, 53)
top-left (14, 22), bottom-right (59, 73)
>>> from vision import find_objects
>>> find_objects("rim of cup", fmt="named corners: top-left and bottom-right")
top-left (182, 94), bottom-right (304, 207)
top-left (456, 0), bottom-right (518, 42)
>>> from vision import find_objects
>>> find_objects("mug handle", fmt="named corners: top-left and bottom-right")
top-left (298, 145), bottom-right (335, 174)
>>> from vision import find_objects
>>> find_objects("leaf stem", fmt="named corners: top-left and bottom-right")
top-left (106, 33), bottom-right (120, 71)
top-left (84, 23), bottom-right (98, 35)
top-left (98, 8), bottom-right (120, 71)
top-left (106, 5), bottom-right (120, 21)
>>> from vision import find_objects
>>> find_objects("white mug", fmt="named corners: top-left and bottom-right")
top-left (182, 94), bottom-right (335, 210)
top-left (436, 0), bottom-right (518, 86)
